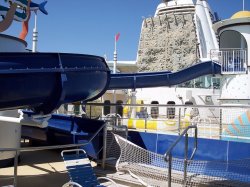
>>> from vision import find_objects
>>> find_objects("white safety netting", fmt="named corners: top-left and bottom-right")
top-left (106, 125), bottom-right (127, 160)
top-left (114, 134), bottom-right (250, 187)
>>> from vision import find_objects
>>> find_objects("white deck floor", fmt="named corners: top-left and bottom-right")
top-left (0, 148), bottom-right (147, 187)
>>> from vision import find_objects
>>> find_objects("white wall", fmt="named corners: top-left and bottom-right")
top-left (0, 34), bottom-right (27, 52)
top-left (195, 0), bottom-right (219, 59)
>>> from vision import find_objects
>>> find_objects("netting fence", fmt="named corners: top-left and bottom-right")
top-left (113, 134), bottom-right (250, 187)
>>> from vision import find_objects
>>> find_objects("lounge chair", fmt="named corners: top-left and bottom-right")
top-left (61, 149), bottom-right (117, 187)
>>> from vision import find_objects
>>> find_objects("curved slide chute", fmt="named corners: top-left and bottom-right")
top-left (0, 53), bottom-right (110, 114)
top-left (108, 61), bottom-right (221, 90)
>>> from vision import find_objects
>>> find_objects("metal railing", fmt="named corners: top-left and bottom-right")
top-left (0, 121), bottom-right (108, 187)
top-left (210, 49), bottom-right (247, 74)
top-left (85, 103), bottom-right (250, 140)
top-left (164, 125), bottom-right (198, 187)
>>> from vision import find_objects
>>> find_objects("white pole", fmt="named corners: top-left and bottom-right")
top-left (113, 35), bottom-right (117, 112)
top-left (243, 0), bottom-right (245, 11)
top-left (32, 12), bottom-right (38, 52)
top-left (113, 36), bottom-right (117, 74)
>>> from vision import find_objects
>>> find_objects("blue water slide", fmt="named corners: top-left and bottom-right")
top-left (108, 61), bottom-right (221, 90)
top-left (0, 53), bottom-right (110, 114)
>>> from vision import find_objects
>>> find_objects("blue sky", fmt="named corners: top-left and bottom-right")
top-left (2, 0), bottom-right (250, 60)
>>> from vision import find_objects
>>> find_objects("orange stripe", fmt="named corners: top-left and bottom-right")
top-left (238, 116), bottom-right (244, 127)
top-left (247, 111), bottom-right (250, 122)
top-left (231, 122), bottom-right (240, 132)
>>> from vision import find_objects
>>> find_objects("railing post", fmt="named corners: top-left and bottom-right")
top-left (244, 50), bottom-right (247, 71)
top-left (178, 108), bottom-right (181, 135)
top-left (115, 104), bottom-right (117, 126)
top-left (165, 126), bottom-right (198, 187)
top-left (102, 124), bottom-right (107, 169)
top-left (195, 127), bottom-right (198, 149)
top-left (219, 109), bottom-right (222, 140)
top-left (227, 50), bottom-right (229, 72)
top-left (13, 150), bottom-right (19, 187)
top-left (168, 153), bottom-right (172, 187)
top-left (90, 105), bottom-right (92, 119)
top-left (233, 50), bottom-right (235, 72)
top-left (184, 133), bottom-right (188, 185)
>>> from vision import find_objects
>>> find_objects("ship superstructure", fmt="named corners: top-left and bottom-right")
top-left (101, 0), bottom-right (250, 131)
top-left (102, 0), bottom-right (222, 119)
top-left (1, 1), bottom-right (250, 187)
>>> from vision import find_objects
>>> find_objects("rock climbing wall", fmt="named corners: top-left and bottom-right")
top-left (137, 13), bottom-right (198, 72)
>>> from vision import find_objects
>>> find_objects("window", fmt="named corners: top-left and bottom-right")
top-left (116, 100), bottom-right (123, 117)
top-left (184, 101), bottom-right (193, 115)
top-left (104, 100), bottom-right (111, 116)
top-left (212, 77), bottom-right (221, 89)
top-left (73, 104), bottom-right (80, 115)
top-left (185, 101), bottom-right (193, 106)
top-left (167, 101), bottom-right (175, 119)
top-left (184, 101), bottom-right (199, 118)
top-left (136, 100), bottom-right (148, 118)
top-left (151, 101), bottom-right (159, 119)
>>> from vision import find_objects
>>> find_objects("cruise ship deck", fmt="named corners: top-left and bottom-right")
top-left (0, 141), bottom-right (145, 187)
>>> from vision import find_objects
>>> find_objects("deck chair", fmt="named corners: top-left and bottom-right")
top-left (61, 149), bottom-right (117, 187)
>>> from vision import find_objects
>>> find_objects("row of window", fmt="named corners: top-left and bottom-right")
top-left (103, 100), bottom-right (193, 119)
top-left (178, 76), bottom-right (221, 89)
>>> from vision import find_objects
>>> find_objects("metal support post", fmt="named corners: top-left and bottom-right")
top-left (168, 153), bottom-right (172, 187)
top-left (233, 50), bottom-right (235, 72)
top-left (130, 90), bottom-right (137, 119)
top-left (219, 109), bottom-right (222, 140)
top-left (102, 124), bottom-right (107, 169)
top-left (89, 105), bottom-right (92, 119)
top-left (13, 150), bottom-right (19, 187)
top-left (115, 105), bottom-right (117, 126)
top-left (178, 108), bottom-right (181, 135)
top-left (184, 133), bottom-right (189, 185)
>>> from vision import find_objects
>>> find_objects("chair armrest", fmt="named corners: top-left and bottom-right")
top-left (97, 177), bottom-right (117, 186)
top-left (61, 149), bottom-right (86, 157)
top-left (62, 181), bottom-right (82, 187)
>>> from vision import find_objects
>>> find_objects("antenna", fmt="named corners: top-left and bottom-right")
top-left (32, 11), bottom-right (38, 52)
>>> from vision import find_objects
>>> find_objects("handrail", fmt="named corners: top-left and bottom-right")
top-left (86, 102), bottom-right (250, 109)
top-left (164, 125), bottom-right (197, 157)
top-left (164, 125), bottom-right (198, 187)
top-left (0, 121), bottom-right (108, 187)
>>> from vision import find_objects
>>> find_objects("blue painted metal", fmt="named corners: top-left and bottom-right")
top-left (0, 53), bottom-right (110, 114)
top-left (30, 1), bottom-right (48, 15)
top-left (22, 113), bottom-right (104, 159)
top-left (108, 61), bottom-right (221, 89)
top-left (128, 131), bottom-right (250, 161)
top-left (128, 131), bottom-right (250, 183)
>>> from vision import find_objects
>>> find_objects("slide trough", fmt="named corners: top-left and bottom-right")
top-left (108, 61), bottom-right (221, 89)
top-left (0, 53), bottom-right (110, 114)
